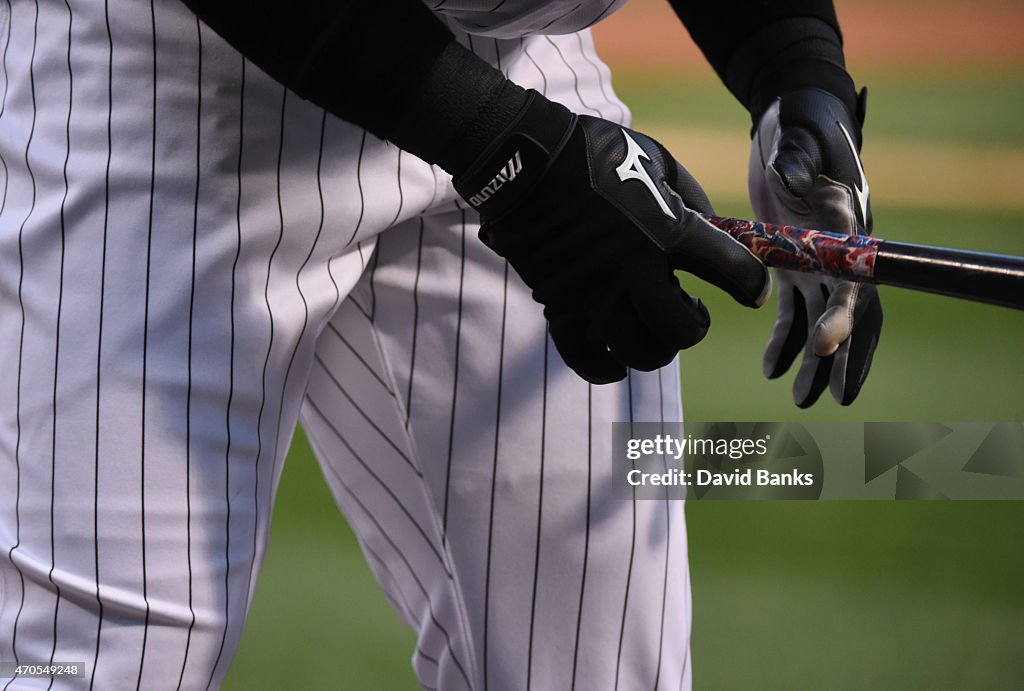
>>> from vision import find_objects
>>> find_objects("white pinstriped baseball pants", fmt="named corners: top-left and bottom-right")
top-left (0, 1), bottom-right (691, 689)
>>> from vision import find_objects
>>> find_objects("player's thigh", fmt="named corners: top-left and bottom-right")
top-left (303, 207), bottom-right (691, 691)
top-left (0, 0), bottom-right (406, 687)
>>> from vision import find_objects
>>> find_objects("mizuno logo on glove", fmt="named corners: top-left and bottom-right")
top-left (615, 129), bottom-right (676, 220)
top-left (467, 151), bottom-right (524, 207)
top-left (837, 121), bottom-right (870, 228)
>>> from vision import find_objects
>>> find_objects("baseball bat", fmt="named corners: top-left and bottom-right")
top-left (704, 215), bottom-right (1024, 311)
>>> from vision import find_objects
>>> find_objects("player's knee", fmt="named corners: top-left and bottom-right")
top-left (1, 546), bottom-right (251, 689)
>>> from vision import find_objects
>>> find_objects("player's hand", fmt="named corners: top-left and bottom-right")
top-left (454, 91), bottom-right (770, 385)
top-left (749, 88), bottom-right (883, 407)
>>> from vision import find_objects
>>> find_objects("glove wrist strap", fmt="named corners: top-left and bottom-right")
top-left (454, 91), bottom-right (576, 220)
top-left (728, 17), bottom-right (858, 126)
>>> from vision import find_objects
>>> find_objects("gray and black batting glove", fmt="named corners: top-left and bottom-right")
top-left (749, 88), bottom-right (883, 407)
top-left (455, 91), bottom-right (771, 385)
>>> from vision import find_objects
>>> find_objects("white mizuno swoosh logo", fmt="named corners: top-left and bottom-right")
top-left (615, 129), bottom-right (677, 220)
top-left (838, 121), bottom-right (869, 227)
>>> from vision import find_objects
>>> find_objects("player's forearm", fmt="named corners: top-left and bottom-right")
top-left (179, 0), bottom-right (521, 175)
top-left (667, 0), bottom-right (857, 123)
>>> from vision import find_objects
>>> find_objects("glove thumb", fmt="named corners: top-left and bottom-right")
top-left (666, 162), bottom-right (772, 308)
top-left (669, 211), bottom-right (772, 309)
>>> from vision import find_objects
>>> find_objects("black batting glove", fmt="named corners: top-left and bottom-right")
top-left (750, 88), bottom-right (884, 407)
top-left (455, 91), bottom-right (771, 385)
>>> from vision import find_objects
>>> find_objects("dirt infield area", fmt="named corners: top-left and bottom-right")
top-left (593, 0), bottom-right (1024, 73)
top-left (592, 1), bottom-right (1024, 211)
top-left (654, 126), bottom-right (1024, 212)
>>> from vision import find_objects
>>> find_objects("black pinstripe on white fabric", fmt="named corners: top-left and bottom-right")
top-left (614, 372), bottom-right (640, 691)
top-left (3, 0), bottom-right (37, 687)
top-left (441, 211), bottom-right (467, 542)
top-left (404, 219), bottom-right (425, 430)
top-left (174, 16), bottom-right (207, 690)
top-left (86, 1), bottom-right (114, 686)
top-left (137, 0), bottom-right (158, 679)
top-left (343, 130), bottom-right (367, 249)
top-left (301, 193), bottom-right (687, 690)
top-left (0, 3), bottom-right (690, 689)
top-left (653, 366), bottom-right (671, 690)
top-left (50, 0), bottom-right (78, 678)
top-left (568, 382), bottom-right (593, 690)
top-left (481, 256), bottom-right (509, 690)
top-left (523, 329), bottom-right (550, 691)
top-left (0, 0), bottom-right (11, 221)
top-left (304, 399), bottom-right (472, 689)
top-left (574, 30), bottom-right (628, 124)
top-left (212, 51), bottom-right (245, 691)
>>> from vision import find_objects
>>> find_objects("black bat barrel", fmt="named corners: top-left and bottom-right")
top-left (874, 241), bottom-right (1024, 310)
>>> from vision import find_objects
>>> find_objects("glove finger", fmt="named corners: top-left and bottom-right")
top-left (549, 314), bottom-right (626, 385)
top-left (792, 346), bottom-right (834, 409)
top-left (791, 282), bottom-right (831, 407)
top-left (829, 283), bottom-right (883, 405)
top-left (669, 212), bottom-right (772, 308)
top-left (762, 281), bottom-right (806, 379)
top-left (628, 275), bottom-right (710, 353)
top-left (605, 320), bottom-right (679, 372)
top-left (592, 291), bottom-right (689, 372)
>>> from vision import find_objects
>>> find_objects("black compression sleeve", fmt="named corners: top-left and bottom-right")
top-left (669, 0), bottom-right (856, 122)
top-left (389, 42), bottom-right (529, 174)
top-left (180, 0), bottom-right (450, 138)
top-left (180, 0), bottom-right (522, 175)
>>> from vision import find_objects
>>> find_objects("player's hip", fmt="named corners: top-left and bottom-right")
top-left (0, 2), bottom-right (629, 239)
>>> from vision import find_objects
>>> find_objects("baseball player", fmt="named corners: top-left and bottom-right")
top-left (0, 0), bottom-right (880, 689)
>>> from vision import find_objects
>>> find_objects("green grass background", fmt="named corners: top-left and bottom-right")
top-left (224, 24), bottom-right (1024, 691)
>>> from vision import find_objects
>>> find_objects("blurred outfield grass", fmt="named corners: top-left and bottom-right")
top-left (225, 3), bottom-right (1024, 689)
